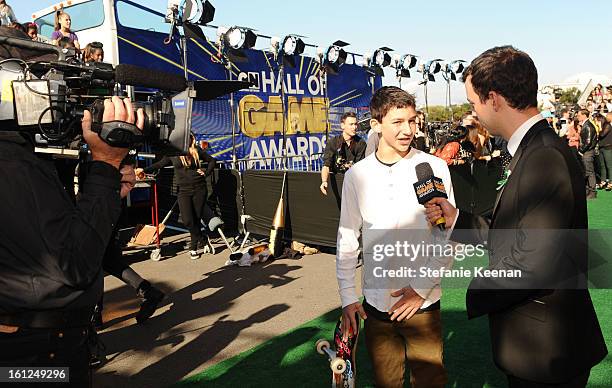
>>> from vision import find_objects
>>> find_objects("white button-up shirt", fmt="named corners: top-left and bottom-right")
top-left (336, 148), bottom-right (456, 312)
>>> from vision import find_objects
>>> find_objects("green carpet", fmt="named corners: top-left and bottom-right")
top-left (178, 192), bottom-right (612, 387)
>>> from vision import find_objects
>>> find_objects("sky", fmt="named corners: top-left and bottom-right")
top-left (14, 0), bottom-right (612, 106)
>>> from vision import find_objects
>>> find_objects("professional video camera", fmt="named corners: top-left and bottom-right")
top-left (426, 121), bottom-right (453, 148)
top-left (0, 34), bottom-right (249, 155)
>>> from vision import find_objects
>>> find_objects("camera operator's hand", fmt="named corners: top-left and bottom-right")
top-left (120, 165), bottom-right (136, 199)
top-left (82, 96), bottom-right (145, 170)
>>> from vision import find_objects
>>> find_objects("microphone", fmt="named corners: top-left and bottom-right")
top-left (114, 63), bottom-right (187, 91)
top-left (414, 162), bottom-right (448, 231)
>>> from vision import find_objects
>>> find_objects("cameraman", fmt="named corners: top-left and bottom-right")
top-left (320, 112), bottom-right (366, 195)
top-left (0, 96), bottom-right (144, 387)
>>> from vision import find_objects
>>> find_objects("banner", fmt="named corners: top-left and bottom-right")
top-left (116, 24), bottom-right (382, 162)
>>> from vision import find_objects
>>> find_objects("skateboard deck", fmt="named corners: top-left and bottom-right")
top-left (316, 314), bottom-right (360, 388)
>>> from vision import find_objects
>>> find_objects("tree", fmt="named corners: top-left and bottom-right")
top-left (557, 87), bottom-right (581, 105)
top-left (423, 103), bottom-right (471, 122)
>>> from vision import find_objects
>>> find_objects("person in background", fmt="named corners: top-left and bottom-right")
top-left (466, 124), bottom-right (493, 161)
top-left (577, 108), bottom-right (598, 199)
top-left (57, 36), bottom-right (76, 50)
top-left (567, 117), bottom-right (582, 164)
top-left (25, 22), bottom-right (48, 43)
top-left (321, 112), bottom-right (366, 194)
top-left (434, 125), bottom-right (469, 166)
top-left (51, 11), bottom-right (80, 51)
top-left (136, 135), bottom-right (219, 259)
top-left (0, 0), bottom-right (17, 27)
top-left (83, 41), bottom-right (104, 62)
top-left (596, 113), bottom-right (612, 191)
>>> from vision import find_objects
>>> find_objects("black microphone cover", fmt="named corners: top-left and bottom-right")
top-left (413, 162), bottom-right (447, 205)
top-left (415, 162), bottom-right (435, 182)
top-left (114, 64), bottom-right (186, 91)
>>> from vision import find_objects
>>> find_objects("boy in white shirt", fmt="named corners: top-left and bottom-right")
top-left (336, 86), bottom-right (454, 387)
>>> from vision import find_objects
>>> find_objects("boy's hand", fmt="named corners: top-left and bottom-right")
top-left (389, 287), bottom-right (425, 321)
top-left (341, 302), bottom-right (367, 341)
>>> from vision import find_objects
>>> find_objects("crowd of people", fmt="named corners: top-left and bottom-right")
top-left (543, 106), bottom-right (612, 198)
top-left (0, 4), bottom-right (104, 62)
top-left (322, 100), bottom-right (612, 204)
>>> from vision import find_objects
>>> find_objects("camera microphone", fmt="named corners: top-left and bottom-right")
top-left (114, 63), bottom-right (187, 91)
top-left (413, 162), bottom-right (448, 231)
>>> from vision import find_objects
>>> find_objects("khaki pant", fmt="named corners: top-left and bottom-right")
top-left (365, 309), bottom-right (447, 388)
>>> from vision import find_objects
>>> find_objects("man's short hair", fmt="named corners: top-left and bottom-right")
top-left (578, 108), bottom-right (590, 117)
top-left (463, 46), bottom-right (538, 110)
top-left (340, 111), bottom-right (357, 123)
top-left (370, 86), bottom-right (416, 122)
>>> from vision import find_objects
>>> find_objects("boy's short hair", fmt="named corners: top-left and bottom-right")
top-left (340, 111), bottom-right (357, 123)
top-left (369, 86), bottom-right (416, 122)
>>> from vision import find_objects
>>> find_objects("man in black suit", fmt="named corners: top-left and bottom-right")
top-left (576, 109), bottom-right (598, 199)
top-left (425, 46), bottom-right (607, 387)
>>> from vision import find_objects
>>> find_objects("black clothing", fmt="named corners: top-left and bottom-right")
top-left (177, 188), bottom-right (215, 250)
top-left (578, 120), bottom-right (598, 154)
top-left (599, 122), bottom-right (612, 149)
top-left (0, 131), bottom-right (122, 388)
top-left (102, 228), bottom-right (129, 279)
top-left (0, 326), bottom-right (92, 387)
top-left (0, 131), bottom-right (122, 316)
top-left (144, 148), bottom-right (217, 249)
top-left (412, 135), bottom-right (427, 152)
top-left (143, 149), bottom-right (216, 193)
top-left (452, 120), bottom-right (607, 383)
top-left (583, 150), bottom-right (597, 197)
top-left (322, 134), bottom-right (366, 173)
top-left (507, 371), bottom-right (590, 388)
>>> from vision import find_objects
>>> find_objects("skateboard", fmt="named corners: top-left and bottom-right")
top-left (316, 314), bottom-right (360, 388)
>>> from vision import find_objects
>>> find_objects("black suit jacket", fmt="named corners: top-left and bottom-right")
top-left (451, 119), bottom-right (607, 383)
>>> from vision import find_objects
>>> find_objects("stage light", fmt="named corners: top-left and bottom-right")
top-left (278, 35), bottom-right (306, 68)
top-left (281, 35), bottom-right (305, 56)
top-left (167, 0), bottom-right (215, 25)
top-left (427, 60), bottom-right (442, 74)
top-left (224, 26), bottom-right (257, 50)
top-left (396, 54), bottom-right (418, 78)
top-left (196, 0), bottom-right (215, 25)
top-left (445, 59), bottom-right (466, 81)
top-left (322, 40), bottom-right (348, 74)
top-left (373, 47), bottom-right (392, 67)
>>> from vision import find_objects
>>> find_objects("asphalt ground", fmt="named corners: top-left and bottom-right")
top-left (93, 233), bottom-right (353, 388)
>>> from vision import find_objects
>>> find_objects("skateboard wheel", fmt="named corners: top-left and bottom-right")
top-left (315, 339), bottom-right (330, 355)
top-left (330, 358), bottom-right (346, 374)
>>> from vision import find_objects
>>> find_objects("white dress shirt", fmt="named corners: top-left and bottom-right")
top-left (507, 114), bottom-right (543, 157)
top-left (336, 148), bottom-right (456, 312)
